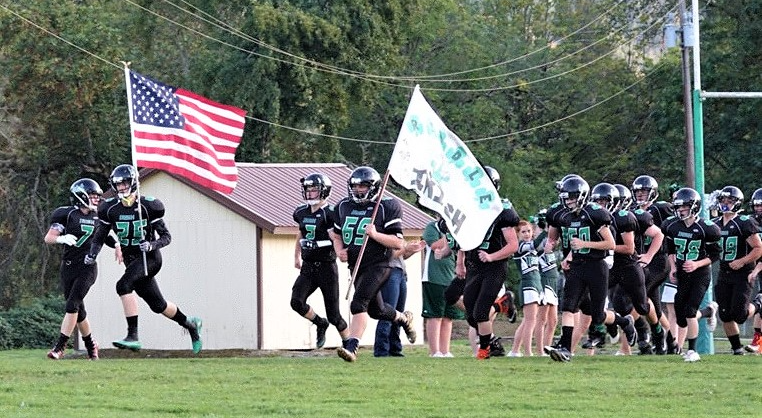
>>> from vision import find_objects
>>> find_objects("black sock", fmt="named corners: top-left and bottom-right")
top-left (650, 322), bottom-right (663, 335)
top-left (755, 327), bottom-right (761, 334)
top-left (311, 315), bottom-right (328, 327)
top-left (478, 334), bottom-right (492, 349)
top-left (126, 315), bottom-right (139, 339)
top-left (560, 326), bottom-right (573, 350)
top-left (172, 308), bottom-right (189, 328)
top-left (54, 333), bottom-right (69, 351)
top-left (688, 337), bottom-right (697, 351)
top-left (82, 333), bottom-right (94, 350)
top-left (614, 313), bottom-right (630, 328)
top-left (728, 334), bottom-right (742, 350)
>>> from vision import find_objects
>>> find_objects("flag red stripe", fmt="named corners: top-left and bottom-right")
top-left (134, 130), bottom-right (238, 157)
top-left (136, 160), bottom-right (235, 194)
top-left (134, 143), bottom-right (237, 180)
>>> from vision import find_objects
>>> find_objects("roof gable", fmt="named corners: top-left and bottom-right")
top-left (142, 163), bottom-right (433, 235)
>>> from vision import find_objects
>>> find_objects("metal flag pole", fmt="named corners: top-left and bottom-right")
top-left (123, 62), bottom-right (149, 277)
top-left (344, 169), bottom-right (392, 300)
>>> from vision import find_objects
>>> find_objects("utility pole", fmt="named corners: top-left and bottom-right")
top-left (679, 0), bottom-right (695, 189)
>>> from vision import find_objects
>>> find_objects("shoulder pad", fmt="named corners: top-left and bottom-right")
top-left (104, 197), bottom-right (116, 203)
top-left (703, 219), bottom-right (715, 226)
top-left (143, 195), bottom-right (157, 202)
top-left (589, 203), bottom-right (602, 210)
top-left (739, 215), bottom-right (751, 221)
top-left (617, 210), bottom-right (630, 217)
top-left (549, 202), bottom-right (561, 209)
top-left (633, 209), bottom-right (645, 215)
top-left (328, 204), bottom-right (335, 211)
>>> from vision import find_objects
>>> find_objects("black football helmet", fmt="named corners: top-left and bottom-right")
top-left (348, 166), bottom-right (381, 203)
top-left (555, 173), bottom-right (582, 192)
top-left (109, 164), bottom-right (139, 198)
top-left (613, 184), bottom-right (633, 211)
top-left (300, 173), bottom-right (332, 203)
top-left (69, 178), bottom-right (103, 209)
top-left (590, 183), bottom-right (620, 212)
top-left (716, 186), bottom-right (743, 213)
top-left (750, 188), bottom-right (762, 215)
top-left (672, 187), bottom-right (702, 220)
top-left (483, 166), bottom-right (500, 191)
top-left (559, 176), bottom-right (589, 212)
top-left (632, 175), bottom-right (659, 206)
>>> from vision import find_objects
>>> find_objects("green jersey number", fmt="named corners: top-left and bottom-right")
top-left (673, 238), bottom-right (701, 261)
top-left (74, 224), bottom-right (95, 247)
top-left (304, 224), bottom-right (316, 240)
top-left (718, 236), bottom-right (738, 261)
top-left (562, 226), bottom-right (591, 254)
top-left (114, 219), bottom-right (147, 246)
top-left (341, 216), bottom-right (371, 246)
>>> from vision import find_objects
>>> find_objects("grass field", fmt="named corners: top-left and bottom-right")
top-left (1, 339), bottom-right (759, 418)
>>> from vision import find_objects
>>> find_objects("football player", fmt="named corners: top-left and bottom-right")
top-left (746, 188), bottom-right (762, 353)
top-left (85, 164), bottom-right (203, 354)
top-left (661, 187), bottom-right (722, 362)
top-left (44, 178), bottom-right (122, 360)
top-left (710, 186), bottom-right (762, 355)
top-left (291, 173), bottom-right (349, 349)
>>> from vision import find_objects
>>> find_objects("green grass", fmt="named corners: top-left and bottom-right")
top-left (0, 341), bottom-right (759, 418)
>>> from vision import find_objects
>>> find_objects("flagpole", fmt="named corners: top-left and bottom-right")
top-left (345, 169), bottom-right (392, 300)
top-left (123, 62), bottom-right (149, 277)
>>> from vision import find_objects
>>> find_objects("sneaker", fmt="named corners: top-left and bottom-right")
top-left (653, 329), bottom-right (666, 355)
top-left (638, 339), bottom-right (654, 355)
top-left (400, 311), bottom-right (417, 344)
top-left (476, 347), bottom-right (490, 360)
top-left (622, 316), bottom-right (637, 347)
top-left (496, 291), bottom-right (517, 323)
top-left (186, 316), bottom-right (203, 354)
top-left (546, 345), bottom-right (571, 362)
top-left (87, 341), bottom-right (99, 360)
top-left (337, 338), bottom-right (359, 362)
top-left (431, 352), bottom-right (444, 358)
top-left (683, 349), bottom-right (700, 362)
top-left (47, 347), bottom-right (65, 360)
top-left (489, 336), bottom-right (506, 357)
top-left (614, 350), bottom-right (628, 356)
top-left (744, 332), bottom-right (761, 353)
top-left (705, 301), bottom-right (718, 332)
top-left (732, 347), bottom-right (745, 356)
top-left (113, 336), bottom-right (142, 351)
top-left (507, 351), bottom-right (523, 358)
top-left (581, 330), bottom-right (606, 349)
top-left (315, 319), bottom-right (329, 349)
top-left (606, 322), bottom-right (620, 344)
top-left (442, 352), bottom-right (454, 358)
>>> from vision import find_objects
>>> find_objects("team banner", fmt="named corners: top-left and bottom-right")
top-left (124, 67), bottom-right (246, 194)
top-left (388, 85), bottom-right (502, 251)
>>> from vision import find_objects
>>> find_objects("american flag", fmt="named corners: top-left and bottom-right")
top-left (125, 69), bottom-right (246, 194)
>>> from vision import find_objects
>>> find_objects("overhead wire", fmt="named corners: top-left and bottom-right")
top-left (0, 1), bottom-right (674, 145)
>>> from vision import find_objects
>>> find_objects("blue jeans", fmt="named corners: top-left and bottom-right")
top-left (373, 267), bottom-right (407, 356)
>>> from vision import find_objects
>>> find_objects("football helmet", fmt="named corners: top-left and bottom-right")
top-left (672, 187), bottom-right (702, 220)
top-left (750, 188), bottom-right (762, 215)
top-left (348, 166), bottom-right (381, 204)
top-left (632, 175), bottom-right (659, 206)
top-left (69, 178), bottom-right (103, 210)
top-left (558, 176), bottom-right (589, 212)
top-left (613, 184), bottom-right (633, 211)
top-left (716, 186), bottom-right (743, 213)
top-left (300, 173), bottom-right (332, 204)
top-left (109, 164), bottom-right (139, 199)
top-left (590, 183), bottom-right (620, 212)
top-left (484, 166), bottom-right (501, 191)
top-left (555, 174), bottom-right (582, 192)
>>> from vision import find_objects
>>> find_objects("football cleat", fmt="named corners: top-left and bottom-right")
top-left (705, 301), bottom-right (718, 332)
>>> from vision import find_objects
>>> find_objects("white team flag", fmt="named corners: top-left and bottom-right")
top-left (388, 85), bottom-right (503, 251)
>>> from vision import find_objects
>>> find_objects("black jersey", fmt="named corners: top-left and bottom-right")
top-left (49, 206), bottom-right (100, 262)
top-left (293, 203), bottom-right (336, 262)
top-left (554, 202), bottom-right (612, 260)
top-left (333, 196), bottom-right (403, 270)
top-left (661, 216), bottom-right (721, 266)
top-left (710, 214), bottom-right (760, 270)
top-left (631, 208), bottom-right (655, 255)
top-left (465, 199), bottom-right (520, 264)
top-left (643, 201), bottom-right (672, 253)
top-left (610, 209), bottom-right (638, 264)
top-left (545, 202), bottom-right (570, 256)
top-left (91, 195), bottom-right (170, 259)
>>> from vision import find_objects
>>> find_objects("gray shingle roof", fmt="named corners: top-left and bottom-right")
top-left (142, 163), bottom-right (433, 235)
